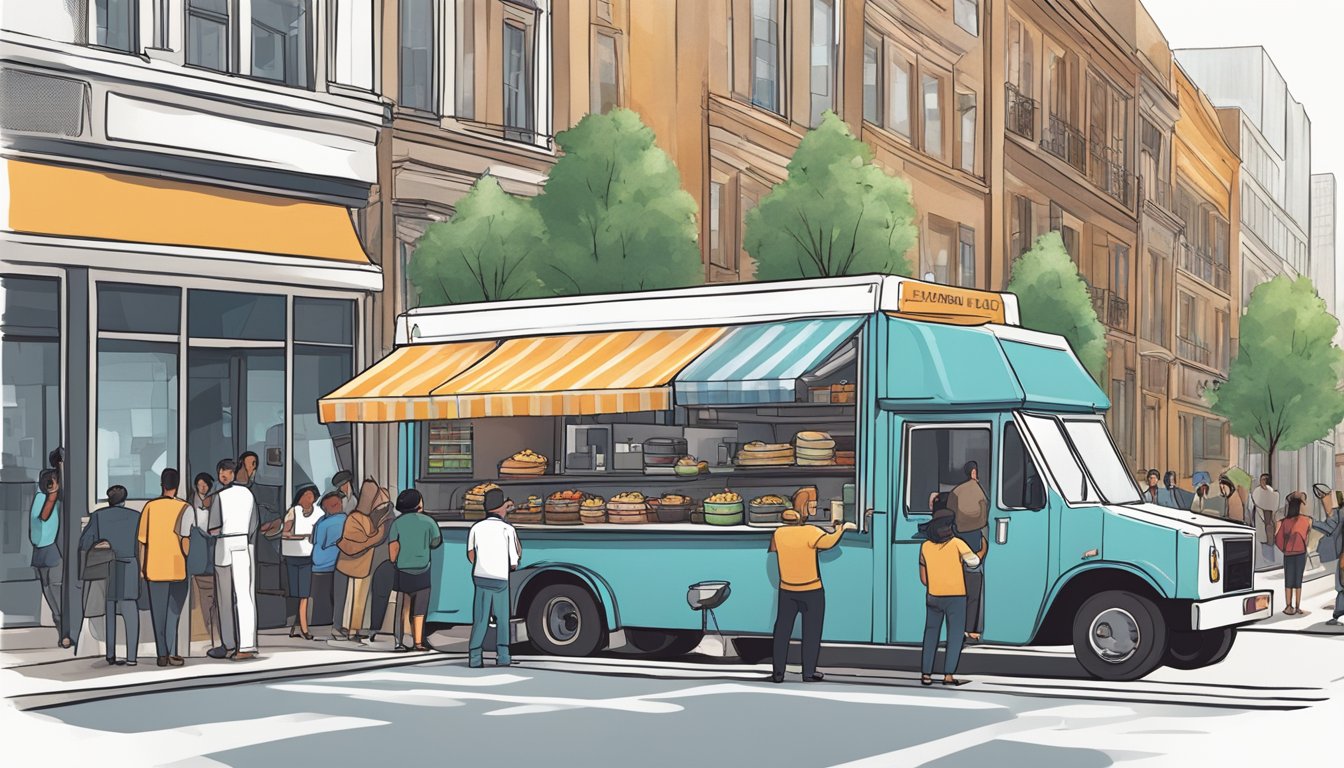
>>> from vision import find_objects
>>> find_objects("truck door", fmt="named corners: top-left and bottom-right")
top-left (982, 416), bottom-right (1053, 644)
top-left (889, 418), bottom-right (994, 645)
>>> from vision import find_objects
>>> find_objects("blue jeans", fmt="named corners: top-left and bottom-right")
top-left (921, 595), bottom-right (968, 676)
top-left (469, 577), bottom-right (511, 666)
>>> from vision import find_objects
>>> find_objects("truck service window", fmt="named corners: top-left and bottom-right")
top-left (1060, 418), bottom-right (1142, 505)
top-left (1019, 413), bottom-right (1097, 505)
top-left (1000, 421), bottom-right (1045, 510)
top-left (904, 424), bottom-right (991, 517)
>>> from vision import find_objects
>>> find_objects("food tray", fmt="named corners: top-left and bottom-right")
top-left (649, 500), bottom-right (693, 523)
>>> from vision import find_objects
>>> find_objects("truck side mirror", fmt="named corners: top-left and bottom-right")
top-left (1025, 477), bottom-right (1047, 511)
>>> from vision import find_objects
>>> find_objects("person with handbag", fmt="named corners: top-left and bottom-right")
top-left (336, 483), bottom-right (389, 643)
top-left (137, 468), bottom-right (192, 667)
top-left (80, 486), bottom-right (142, 666)
top-left (1275, 492), bottom-right (1312, 615)
top-left (919, 506), bottom-right (985, 686)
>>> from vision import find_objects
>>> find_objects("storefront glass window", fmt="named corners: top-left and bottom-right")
top-left (294, 346), bottom-right (354, 490)
top-left (188, 290), bottom-right (285, 340)
top-left (97, 340), bottom-right (178, 500)
top-left (98, 283), bottom-right (181, 334)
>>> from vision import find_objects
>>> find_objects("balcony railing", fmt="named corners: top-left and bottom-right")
top-left (1089, 286), bottom-right (1130, 329)
top-left (1141, 175), bottom-right (1176, 216)
top-left (1177, 240), bottom-right (1232, 293)
top-left (1041, 114), bottom-right (1087, 173)
top-left (1005, 83), bottom-right (1037, 141)
top-left (1178, 335), bottom-right (1212, 367)
top-left (1088, 140), bottom-right (1134, 208)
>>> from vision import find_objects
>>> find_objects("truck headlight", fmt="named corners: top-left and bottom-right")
top-left (1208, 545), bottom-right (1220, 583)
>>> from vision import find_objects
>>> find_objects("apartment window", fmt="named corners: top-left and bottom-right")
top-left (503, 22), bottom-right (534, 139)
top-left (1215, 309), bottom-right (1230, 370)
top-left (887, 48), bottom-right (913, 138)
top-left (1141, 249), bottom-right (1168, 344)
top-left (862, 30), bottom-right (881, 125)
top-left (1109, 373), bottom-right (1135, 461)
top-left (1010, 195), bottom-right (1033, 261)
top-left (455, 0), bottom-right (475, 117)
top-left (401, 0), bottom-right (436, 112)
top-left (592, 31), bottom-right (620, 114)
top-left (709, 181), bottom-right (726, 270)
top-left (809, 0), bottom-right (836, 126)
top-left (954, 0), bottom-right (979, 36)
top-left (252, 0), bottom-right (312, 88)
top-left (958, 226), bottom-right (976, 288)
top-left (750, 0), bottom-right (782, 114)
top-left (923, 216), bottom-right (956, 285)
top-left (1140, 118), bottom-right (1162, 199)
top-left (1111, 241), bottom-right (1129, 301)
top-left (921, 71), bottom-right (945, 159)
top-left (1045, 42), bottom-right (1075, 124)
top-left (95, 0), bottom-right (138, 52)
top-left (957, 89), bottom-right (977, 174)
top-left (596, 0), bottom-right (614, 23)
top-left (331, 0), bottom-right (375, 90)
top-left (1006, 16), bottom-right (1034, 98)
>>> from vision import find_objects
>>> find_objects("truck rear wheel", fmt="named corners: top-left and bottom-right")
top-left (526, 583), bottom-right (606, 657)
top-left (1072, 590), bottom-right (1168, 681)
top-left (1164, 627), bottom-right (1236, 670)
top-left (624, 629), bottom-right (704, 659)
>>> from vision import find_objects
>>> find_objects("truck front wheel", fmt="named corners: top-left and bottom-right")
top-left (525, 583), bottom-right (606, 657)
top-left (1164, 628), bottom-right (1236, 670)
top-left (1072, 590), bottom-right (1168, 681)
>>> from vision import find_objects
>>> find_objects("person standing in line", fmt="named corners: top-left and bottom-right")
top-left (79, 486), bottom-right (142, 666)
top-left (947, 461), bottom-right (989, 643)
top-left (208, 458), bottom-right (260, 661)
top-left (388, 489), bottom-right (442, 652)
top-left (766, 504), bottom-right (855, 683)
top-left (30, 468), bottom-right (69, 648)
top-left (281, 486), bottom-right (323, 640)
top-left (467, 490), bottom-right (520, 668)
top-left (1252, 474), bottom-right (1281, 548)
top-left (185, 473), bottom-right (220, 652)
top-left (309, 492), bottom-right (349, 639)
top-left (332, 470), bottom-right (356, 514)
top-left (336, 492), bottom-right (388, 643)
top-left (137, 468), bottom-right (192, 667)
top-left (1275, 493), bottom-right (1312, 616)
top-left (919, 506), bottom-right (985, 686)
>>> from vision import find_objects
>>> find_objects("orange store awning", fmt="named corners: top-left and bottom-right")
top-left (318, 341), bottom-right (497, 423)
top-left (5, 159), bottom-right (371, 264)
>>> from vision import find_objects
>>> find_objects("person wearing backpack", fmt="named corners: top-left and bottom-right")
top-left (1274, 493), bottom-right (1312, 615)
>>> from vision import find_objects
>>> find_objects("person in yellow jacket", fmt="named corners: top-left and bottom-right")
top-left (767, 507), bottom-right (856, 683)
top-left (920, 506), bottom-right (986, 686)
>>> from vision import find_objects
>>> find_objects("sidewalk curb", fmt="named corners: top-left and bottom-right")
top-left (8, 652), bottom-right (461, 712)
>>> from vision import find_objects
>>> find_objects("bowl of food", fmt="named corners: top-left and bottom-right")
top-left (748, 494), bottom-right (789, 523)
top-left (608, 491), bottom-right (650, 524)
top-left (703, 490), bottom-right (744, 525)
top-left (580, 495), bottom-right (607, 524)
top-left (544, 489), bottom-right (585, 524)
top-left (653, 493), bottom-right (694, 523)
top-left (674, 456), bottom-right (702, 477)
top-left (499, 449), bottom-right (548, 476)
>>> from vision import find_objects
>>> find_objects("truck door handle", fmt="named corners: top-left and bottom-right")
top-left (995, 517), bottom-right (1009, 545)
top-left (1082, 549), bottom-right (1100, 559)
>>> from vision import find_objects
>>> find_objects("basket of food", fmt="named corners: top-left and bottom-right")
top-left (748, 494), bottom-right (789, 524)
top-left (607, 491), bottom-right (649, 524)
top-left (651, 493), bottom-right (694, 523)
top-left (511, 496), bottom-right (545, 524)
top-left (674, 456), bottom-right (705, 477)
top-left (499, 449), bottom-right (548, 476)
top-left (580, 496), bottom-right (608, 524)
top-left (703, 491), bottom-right (744, 526)
top-left (463, 482), bottom-right (500, 521)
top-left (544, 489), bottom-right (584, 525)
top-left (735, 441), bottom-right (794, 468)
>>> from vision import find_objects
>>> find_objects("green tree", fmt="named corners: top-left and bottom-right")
top-left (1206, 275), bottom-right (1344, 469)
top-left (1006, 231), bottom-right (1108, 383)
top-left (407, 176), bottom-right (548, 306)
top-left (535, 108), bottom-right (702, 294)
top-left (743, 111), bottom-right (917, 280)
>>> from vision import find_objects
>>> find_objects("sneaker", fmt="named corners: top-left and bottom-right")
top-left (125, 660), bottom-right (138, 667)
top-left (393, 644), bottom-right (410, 653)
top-left (168, 656), bottom-right (185, 666)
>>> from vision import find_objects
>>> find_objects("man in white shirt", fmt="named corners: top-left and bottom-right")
top-left (208, 458), bottom-right (260, 660)
top-left (466, 489), bottom-right (521, 668)
top-left (1251, 474), bottom-right (1281, 547)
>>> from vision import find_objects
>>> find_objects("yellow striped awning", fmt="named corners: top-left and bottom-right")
top-left (431, 327), bottom-right (727, 418)
top-left (318, 341), bottom-right (496, 423)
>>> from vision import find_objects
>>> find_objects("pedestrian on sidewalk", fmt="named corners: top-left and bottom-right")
top-left (281, 485), bottom-right (323, 641)
top-left (1219, 476), bottom-right (1248, 526)
top-left (137, 469), bottom-right (191, 667)
top-left (767, 503), bottom-right (855, 683)
top-left (1190, 472), bottom-right (1214, 517)
top-left (467, 490), bottom-right (520, 668)
top-left (388, 489), bottom-right (442, 652)
top-left (1275, 493), bottom-right (1312, 615)
top-left (187, 473), bottom-right (220, 652)
top-left (1143, 469), bottom-right (1162, 505)
top-left (29, 468), bottom-right (69, 649)
top-left (1252, 475), bottom-right (1280, 547)
top-left (310, 492), bottom-right (349, 639)
top-left (919, 506), bottom-right (985, 686)
top-left (79, 486), bottom-right (142, 666)
top-left (332, 470), bottom-right (356, 515)
top-left (336, 487), bottom-right (389, 643)
top-left (208, 458), bottom-right (260, 661)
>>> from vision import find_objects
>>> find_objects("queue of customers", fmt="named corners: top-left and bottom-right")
top-left (66, 460), bottom-right (445, 666)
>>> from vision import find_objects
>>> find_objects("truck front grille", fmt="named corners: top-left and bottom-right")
top-left (1223, 538), bottom-right (1253, 593)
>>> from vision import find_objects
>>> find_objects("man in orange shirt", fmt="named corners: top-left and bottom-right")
top-left (137, 468), bottom-right (191, 667)
top-left (767, 507), bottom-right (856, 683)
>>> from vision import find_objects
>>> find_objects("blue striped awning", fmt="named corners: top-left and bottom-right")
top-left (674, 317), bottom-right (866, 406)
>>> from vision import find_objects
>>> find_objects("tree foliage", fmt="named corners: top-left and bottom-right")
top-left (1206, 275), bottom-right (1344, 464)
top-left (534, 108), bottom-right (702, 295)
top-left (407, 176), bottom-right (547, 305)
top-left (743, 111), bottom-right (917, 280)
top-left (1006, 231), bottom-right (1108, 383)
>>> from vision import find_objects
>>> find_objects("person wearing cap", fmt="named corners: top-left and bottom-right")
top-left (388, 489), bottom-right (442, 651)
top-left (467, 489), bottom-right (521, 667)
top-left (767, 506), bottom-right (856, 683)
top-left (332, 470), bottom-right (356, 515)
top-left (919, 505), bottom-right (986, 686)
top-left (309, 492), bottom-right (350, 639)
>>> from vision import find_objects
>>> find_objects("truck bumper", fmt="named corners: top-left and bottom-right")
top-left (1190, 591), bottom-right (1272, 631)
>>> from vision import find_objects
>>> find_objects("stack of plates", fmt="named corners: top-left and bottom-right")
top-left (736, 441), bottom-right (794, 467)
top-left (794, 431), bottom-right (836, 466)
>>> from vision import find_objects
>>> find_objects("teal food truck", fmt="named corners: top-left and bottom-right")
top-left (320, 276), bottom-right (1270, 681)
